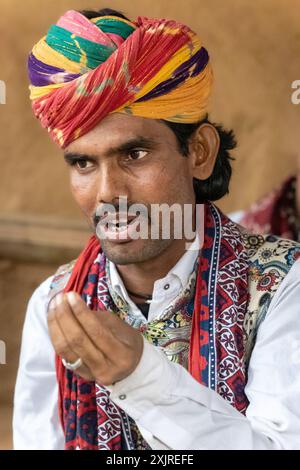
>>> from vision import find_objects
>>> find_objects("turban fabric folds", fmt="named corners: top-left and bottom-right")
top-left (28, 10), bottom-right (213, 148)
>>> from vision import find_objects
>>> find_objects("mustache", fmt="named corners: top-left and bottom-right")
top-left (92, 202), bottom-right (149, 227)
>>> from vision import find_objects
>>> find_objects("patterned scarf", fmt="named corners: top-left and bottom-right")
top-left (54, 203), bottom-right (249, 450)
top-left (28, 10), bottom-right (213, 148)
top-left (240, 176), bottom-right (300, 241)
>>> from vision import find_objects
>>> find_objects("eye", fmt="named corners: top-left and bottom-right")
top-left (74, 159), bottom-right (94, 171)
top-left (127, 150), bottom-right (148, 161)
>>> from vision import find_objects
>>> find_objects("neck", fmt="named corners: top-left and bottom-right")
top-left (117, 236), bottom-right (195, 299)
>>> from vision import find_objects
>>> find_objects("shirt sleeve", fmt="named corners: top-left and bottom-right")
top-left (13, 276), bottom-right (65, 450)
top-left (228, 210), bottom-right (245, 224)
top-left (107, 259), bottom-right (300, 450)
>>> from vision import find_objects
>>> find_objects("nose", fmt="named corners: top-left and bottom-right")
top-left (96, 160), bottom-right (130, 206)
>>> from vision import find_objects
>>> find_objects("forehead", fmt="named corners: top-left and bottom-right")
top-left (65, 113), bottom-right (176, 154)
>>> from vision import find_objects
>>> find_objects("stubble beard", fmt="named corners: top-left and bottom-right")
top-left (99, 236), bottom-right (174, 265)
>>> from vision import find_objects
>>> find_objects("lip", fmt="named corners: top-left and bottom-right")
top-left (99, 211), bottom-right (137, 225)
top-left (96, 212), bottom-right (145, 243)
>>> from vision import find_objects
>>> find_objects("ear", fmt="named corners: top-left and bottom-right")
top-left (188, 123), bottom-right (220, 180)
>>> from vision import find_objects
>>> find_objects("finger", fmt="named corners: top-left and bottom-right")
top-left (65, 292), bottom-right (126, 358)
top-left (67, 292), bottom-right (144, 379)
top-left (48, 299), bottom-right (93, 380)
top-left (52, 293), bottom-right (107, 376)
top-left (48, 299), bottom-right (78, 361)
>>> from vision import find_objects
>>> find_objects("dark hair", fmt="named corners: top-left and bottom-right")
top-left (164, 118), bottom-right (236, 202)
top-left (80, 8), bottom-right (236, 202)
top-left (79, 7), bottom-right (128, 20)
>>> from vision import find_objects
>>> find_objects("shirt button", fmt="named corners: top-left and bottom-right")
top-left (119, 394), bottom-right (127, 400)
top-left (164, 283), bottom-right (170, 290)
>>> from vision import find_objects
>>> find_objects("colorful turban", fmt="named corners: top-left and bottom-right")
top-left (28, 10), bottom-right (213, 148)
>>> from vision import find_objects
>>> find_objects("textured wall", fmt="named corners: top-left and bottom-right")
top-left (1, 0), bottom-right (300, 219)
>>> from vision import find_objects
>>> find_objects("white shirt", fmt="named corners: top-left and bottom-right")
top-left (13, 245), bottom-right (300, 449)
top-left (229, 211), bottom-right (244, 224)
top-left (108, 235), bottom-right (200, 322)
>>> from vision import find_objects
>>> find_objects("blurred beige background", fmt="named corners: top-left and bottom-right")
top-left (1, 0), bottom-right (300, 449)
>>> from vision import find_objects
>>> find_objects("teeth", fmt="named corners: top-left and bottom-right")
top-left (107, 223), bottom-right (128, 232)
top-left (103, 215), bottom-right (138, 234)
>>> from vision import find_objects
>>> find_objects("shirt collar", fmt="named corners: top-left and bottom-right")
top-left (108, 233), bottom-right (200, 302)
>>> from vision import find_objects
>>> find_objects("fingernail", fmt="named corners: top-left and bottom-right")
top-left (56, 293), bottom-right (64, 306)
top-left (67, 292), bottom-right (78, 307)
top-left (49, 296), bottom-right (57, 310)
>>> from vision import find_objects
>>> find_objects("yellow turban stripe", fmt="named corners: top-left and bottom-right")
top-left (28, 10), bottom-right (213, 148)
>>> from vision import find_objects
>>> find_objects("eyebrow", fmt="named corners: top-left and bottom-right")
top-left (64, 136), bottom-right (159, 164)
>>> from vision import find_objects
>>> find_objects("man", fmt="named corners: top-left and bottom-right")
top-left (13, 7), bottom-right (300, 450)
top-left (233, 170), bottom-right (300, 240)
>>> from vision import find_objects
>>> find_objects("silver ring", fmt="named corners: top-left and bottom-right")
top-left (62, 357), bottom-right (83, 371)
